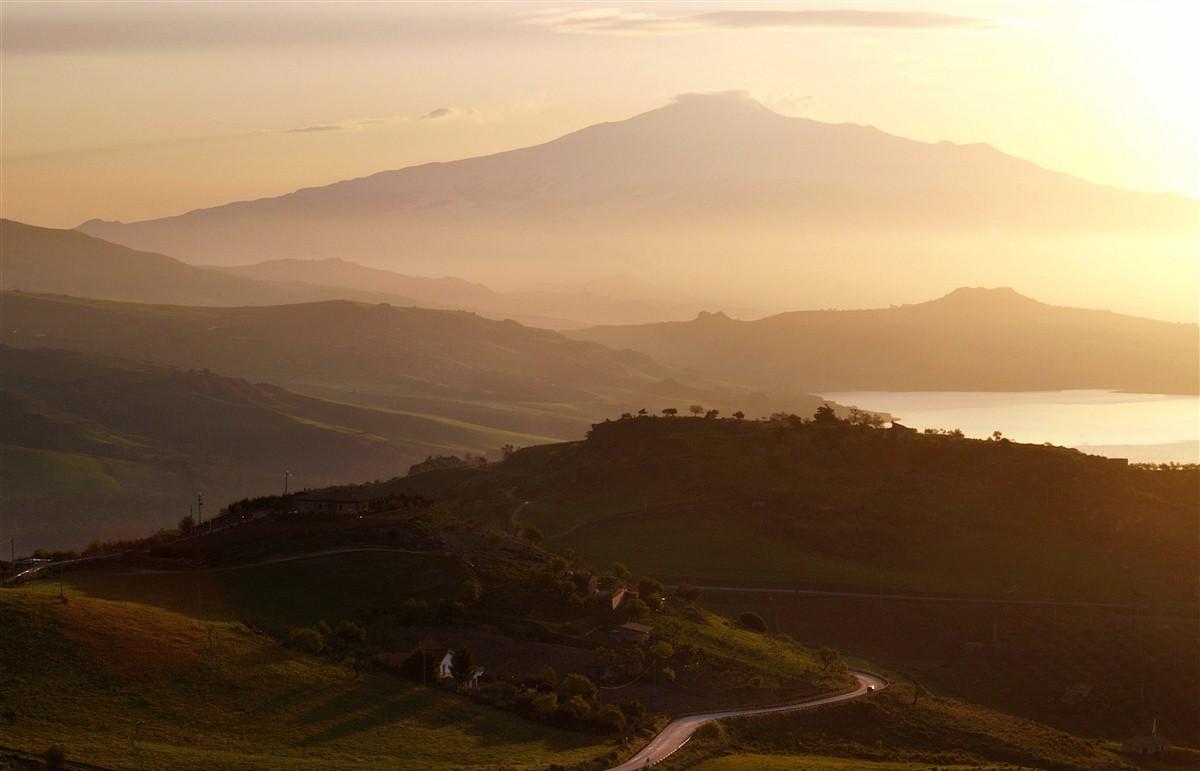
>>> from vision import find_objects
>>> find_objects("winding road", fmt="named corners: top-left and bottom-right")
top-left (606, 670), bottom-right (887, 770)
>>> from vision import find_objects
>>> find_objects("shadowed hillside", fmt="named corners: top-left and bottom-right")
top-left (0, 292), bottom-right (815, 440)
top-left (0, 346), bottom-right (555, 548)
top-left (380, 415), bottom-right (1199, 604)
top-left (571, 287), bottom-right (1199, 394)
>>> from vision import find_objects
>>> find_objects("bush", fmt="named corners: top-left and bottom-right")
top-left (676, 583), bottom-right (702, 603)
top-left (594, 703), bottom-right (626, 733)
top-left (531, 691), bottom-right (558, 718)
top-left (333, 620), bottom-right (367, 650)
top-left (695, 720), bottom-right (728, 744)
top-left (287, 627), bottom-right (325, 654)
top-left (738, 612), bottom-right (768, 633)
top-left (561, 673), bottom-right (598, 701)
top-left (622, 598), bottom-right (651, 622)
top-left (521, 526), bottom-right (544, 545)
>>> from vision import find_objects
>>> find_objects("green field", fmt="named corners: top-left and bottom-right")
top-left (0, 444), bottom-right (125, 496)
top-left (0, 588), bottom-right (610, 770)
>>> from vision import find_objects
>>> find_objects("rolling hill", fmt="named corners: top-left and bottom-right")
top-left (379, 415), bottom-right (1199, 604)
top-left (570, 287), bottom-right (1199, 394)
top-left (0, 292), bottom-right (808, 439)
top-left (75, 92), bottom-right (1199, 320)
top-left (0, 345), bottom-right (554, 549)
top-left (217, 257), bottom-right (747, 328)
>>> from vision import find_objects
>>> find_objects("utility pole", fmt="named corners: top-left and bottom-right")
top-left (283, 470), bottom-right (292, 496)
top-left (197, 493), bottom-right (204, 530)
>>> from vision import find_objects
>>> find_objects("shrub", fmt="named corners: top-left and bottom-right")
top-left (561, 673), bottom-right (598, 701)
top-left (594, 703), bottom-right (626, 733)
top-left (521, 526), bottom-right (544, 545)
top-left (622, 598), bottom-right (650, 622)
top-left (531, 691), bottom-right (558, 718)
top-left (287, 627), bottom-right (325, 654)
top-left (695, 721), bottom-right (728, 744)
top-left (675, 583), bottom-right (702, 603)
top-left (334, 620), bottom-right (367, 649)
top-left (738, 612), bottom-right (768, 633)
top-left (560, 694), bottom-right (592, 719)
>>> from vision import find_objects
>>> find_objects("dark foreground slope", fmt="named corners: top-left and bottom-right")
top-left (385, 415), bottom-right (1199, 604)
top-left (0, 346), bottom-right (548, 549)
top-left (572, 287), bottom-right (1200, 394)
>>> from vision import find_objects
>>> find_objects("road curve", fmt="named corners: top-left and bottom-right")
top-left (606, 670), bottom-right (887, 770)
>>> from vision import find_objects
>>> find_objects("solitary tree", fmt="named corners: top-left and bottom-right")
top-left (689, 404), bottom-right (704, 417)
top-left (637, 408), bottom-right (649, 417)
top-left (662, 407), bottom-right (678, 417)
top-left (732, 410), bottom-right (745, 420)
top-left (812, 403), bottom-right (841, 425)
top-left (178, 515), bottom-right (195, 535)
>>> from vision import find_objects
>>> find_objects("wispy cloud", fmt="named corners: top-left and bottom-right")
top-left (523, 8), bottom-right (995, 36)
top-left (281, 110), bottom-right (476, 135)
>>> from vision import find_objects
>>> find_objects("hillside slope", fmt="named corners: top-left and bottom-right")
top-left (0, 345), bottom-right (549, 549)
top-left (381, 416), bottom-right (1199, 604)
top-left (0, 218), bottom-right (434, 309)
top-left (0, 292), bottom-right (815, 438)
top-left (571, 287), bottom-right (1199, 394)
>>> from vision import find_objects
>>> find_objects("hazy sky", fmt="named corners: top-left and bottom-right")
top-left (2, 1), bottom-right (1198, 228)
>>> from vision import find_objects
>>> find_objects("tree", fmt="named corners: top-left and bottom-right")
top-left (531, 691), bottom-right (558, 718)
top-left (689, 404), bottom-right (704, 417)
top-left (562, 693), bottom-right (592, 719)
top-left (620, 412), bottom-right (633, 420)
top-left (732, 410), bottom-right (745, 420)
top-left (549, 556), bottom-right (569, 576)
top-left (738, 612), bottom-right (768, 633)
top-left (675, 583), bottom-right (702, 603)
top-left (816, 646), bottom-right (844, 673)
top-left (500, 443), bottom-right (517, 459)
top-left (637, 577), bottom-right (665, 604)
top-left (622, 598), bottom-right (650, 622)
top-left (812, 403), bottom-right (842, 425)
top-left (538, 664), bottom-right (559, 690)
top-left (662, 407), bottom-right (678, 417)
top-left (637, 408), bottom-right (649, 417)
top-left (704, 409), bottom-right (720, 419)
top-left (595, 703), bottom-right (626, 733)
top-left (451, 647), bottom-right (476, 682)
top-left (288, 627), bottom-right (324, 654)
top-left (561, 673), bottom-right (598, 701)
top-left (178, 515), bottom-right (195, 535)
top-left (991, 430), bottom-right (1005, 442)
top-left (847, 406), bottom-right (885, 428)
top-left (521, 526), bottom-right (544, 545)
top-left (334, 620), bottom-right (367, 650)
top-left (611, 562), bottom-right (633, 582)
top-left (650, 641), bottom-right (674, 661)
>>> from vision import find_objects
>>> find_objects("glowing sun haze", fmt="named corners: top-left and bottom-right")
top-left (2, 0), bottom-right (1197, 229)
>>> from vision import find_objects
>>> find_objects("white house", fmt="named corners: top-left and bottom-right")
top-left (436, 650), bottom-right (455, 681)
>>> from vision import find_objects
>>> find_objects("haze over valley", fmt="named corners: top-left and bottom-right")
top-left (1, 3), bottom-right (1197, 770)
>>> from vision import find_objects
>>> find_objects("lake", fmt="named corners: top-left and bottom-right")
top-left (820, 390), bottom-right (1200, 464)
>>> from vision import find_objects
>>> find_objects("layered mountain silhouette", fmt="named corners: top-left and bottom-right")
top-left (74, 92), bottom-right (1199, 319)
top-left (2, 219), bottom-right (733, 327)
top-left (570, 287), bottom-right (1199, 394)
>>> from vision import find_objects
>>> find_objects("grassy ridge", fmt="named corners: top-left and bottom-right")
top-left (0, 588), bottom-right (608, 770)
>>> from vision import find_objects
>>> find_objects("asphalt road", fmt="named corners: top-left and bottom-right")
top-left (606, 670), bottom-right (887, 770)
